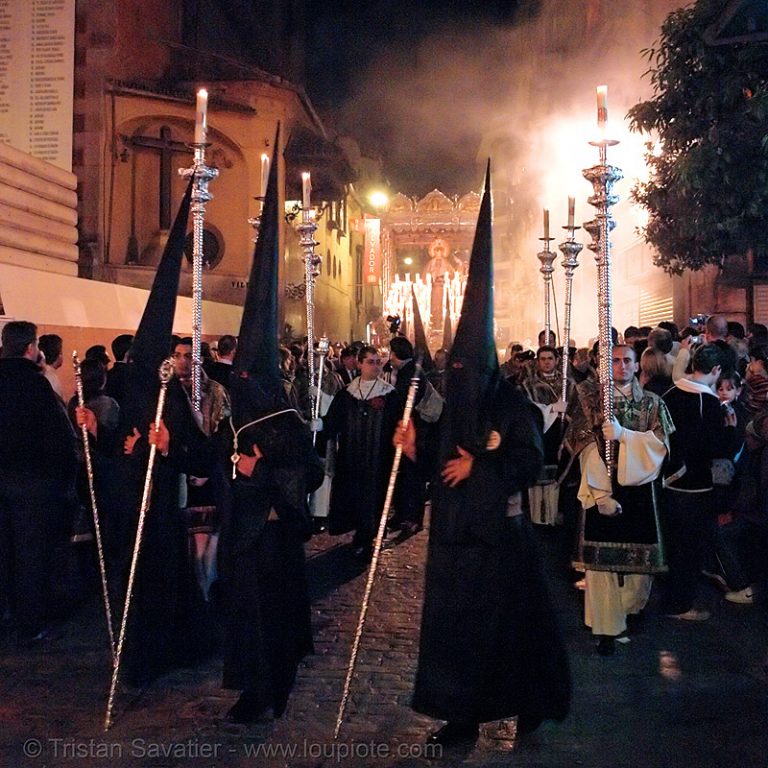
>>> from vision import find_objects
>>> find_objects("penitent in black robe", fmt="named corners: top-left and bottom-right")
top-left (412, 379), bottom-right (571, 727)
top-left (219, 393), bottom-right (316, 717)
top-left (117, 380), bottom-right (218, 687)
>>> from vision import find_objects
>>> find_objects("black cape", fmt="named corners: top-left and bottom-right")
top-left (412, 379), bottom-right (571, 726)
top-left (219, 402), bottom-right (315, 716)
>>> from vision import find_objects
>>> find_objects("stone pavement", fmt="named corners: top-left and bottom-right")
top-left (1, 522), bottom-right (767, 768)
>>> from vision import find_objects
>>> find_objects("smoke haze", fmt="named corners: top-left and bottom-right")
top-left (331, 0), bottom-right (683, 343)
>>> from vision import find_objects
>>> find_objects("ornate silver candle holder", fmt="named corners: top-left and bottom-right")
top-left (558, 225), bottom-right (583, 410)
top-left (297, 206), bottom-right (322, 387)
top-left (583, 138), bottom-right (623, 468)
top-left (179, 143), bottom-right (218, 412)
top-left (537, 237), bottom-right (556, 344)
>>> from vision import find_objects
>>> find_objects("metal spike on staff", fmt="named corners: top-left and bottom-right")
top-left (333, 367), bottom-right (421, 740)
top-left (104, 357), bottom-right (175, 731)
top-left (72, 351), bottom-right (116, 663)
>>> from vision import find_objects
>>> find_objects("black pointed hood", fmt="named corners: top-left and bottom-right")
top-left (445, 161), bottom-right (498, 450)
top-left (449, 160), bottom-right (496, 377)
top-left (130, 174), bottom-right (194, 375)
top-left (231, 126), bottom-right (286, 416)
top-left (122, 175), bottom-right (193, 431)
top-left (411, 285), bottom-right (433, 371)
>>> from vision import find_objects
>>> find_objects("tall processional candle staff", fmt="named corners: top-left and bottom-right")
top-left (298, 172), bottom-right (324, 391)
top-left (557, 198), bottom-right (583, 419)
top-left (583, 85), bottom-right (623, 469)
top-left (537, 208), bottom-right (556, 344)
top-left (248, 152), bottom-right (270, 241)
top-left (179, 88), bottom-right (218, 412)
top-left (334, 367), bottom-right (421, 740)
top-left (104, 358), bottom-right (174, 731)
top-left (72, 351), bottom-right (116, 662)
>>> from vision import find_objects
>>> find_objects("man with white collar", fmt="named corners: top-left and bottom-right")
top-left (322, 345), bottom-right (400, 560)
top-left (662, 344), bottom-right (739, 620)
top-left (567, 344), bottom-right (673, 654)
top-left (522, 345), bottom-right (573, 525)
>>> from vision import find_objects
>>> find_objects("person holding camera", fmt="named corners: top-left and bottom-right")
top-left (673, 314), bottom-right (736, 382)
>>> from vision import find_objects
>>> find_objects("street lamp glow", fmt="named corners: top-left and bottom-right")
top-left (369, 190), bottom-right (389, 209)
top-left (403, 257), bottom-right (413, 265)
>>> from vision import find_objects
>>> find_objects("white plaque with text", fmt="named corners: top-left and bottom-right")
top-left (0, 0), bottom-right (75, 171)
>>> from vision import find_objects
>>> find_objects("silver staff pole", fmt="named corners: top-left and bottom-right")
top-left (557, 225), bottom-right (583, 419)
top-left (584, 136), bottom-right (622, 469)
top-left (104, 358), bottom-right (174, 731)
top-left (179, 132), bottom-right (218, 412)
top-left (312, 336), bottom-right (330, 446)
top-left (72, 351), bottom-right (116, 662)
top-left (537, 236), bottom-right (556, 345)
top-left (298, 188), bottom-right (322, 393)
top-left (334, 368), bottom-right (420, 740)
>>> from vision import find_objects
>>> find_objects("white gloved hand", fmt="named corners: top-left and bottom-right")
top-left (596, 497), bottom-right (622, 517)
top-left (602, 417), bottom-right (624, 442)
top-left (308, 384), bottom-right (319, 399)
top-left (309, 418), bottom-right (323, 433)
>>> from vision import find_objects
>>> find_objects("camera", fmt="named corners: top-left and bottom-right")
top-left (386, 314), bottom-right (401, 335)
top-left (688, 313), bottom-right (707, 345)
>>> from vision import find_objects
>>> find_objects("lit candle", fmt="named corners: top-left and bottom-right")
top-left (194, 88), bottom-right (208, 145)
top-left (302, 171), bottom-right (311, 209)
top-left (260, 153), bottom-right (270, 197)
top-left (567, 196), bottom-right (575, 229)
top-left (596, 85), bottom-right (608, 131)
top-left (543, 208), bottom-right (550, 240)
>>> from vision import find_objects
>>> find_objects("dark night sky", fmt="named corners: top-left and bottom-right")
top-left (306, 1), bottom-right (524, 107)
top-left (304, 0), bottom-right (528, 195)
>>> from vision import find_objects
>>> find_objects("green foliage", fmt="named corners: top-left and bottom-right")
top-left (627, 0), bottom-right (768, 275)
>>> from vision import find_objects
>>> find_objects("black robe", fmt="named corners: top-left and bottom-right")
top-left (412, 379), bottom-right (571, 726)
top-left (116, 380), bottom-right (218, 686)
top-left (323, 383), bottom-right (400, 544)
top-left (219, 397), bottom-right (315, 717)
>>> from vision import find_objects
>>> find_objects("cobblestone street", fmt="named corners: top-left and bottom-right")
top-left (1, 521), bottom-right (766, 768)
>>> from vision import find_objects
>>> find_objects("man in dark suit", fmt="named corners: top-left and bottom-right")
top-left (334, 346), bottom-right (358, 387)
top-left (0, 321), bottom-right (79, 643)
top-left (207, 334), bottom-right (237, 390)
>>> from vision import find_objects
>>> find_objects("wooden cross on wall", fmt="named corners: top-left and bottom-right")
top-left (125, 126), bottom-right (193, 229)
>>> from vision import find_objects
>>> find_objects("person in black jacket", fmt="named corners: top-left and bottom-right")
top-left (0, 321), bottom-right (78, 642)
top-left (386, 336), bottom-right (443, 535)
top-left (661, 344), bottom-right (740, 620)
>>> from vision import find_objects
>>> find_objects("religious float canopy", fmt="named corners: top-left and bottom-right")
top-left (380, 188), bottom-right (481, 348)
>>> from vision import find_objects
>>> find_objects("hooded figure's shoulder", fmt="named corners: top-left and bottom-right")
top-left (483, 377), bottom-right (543, 440)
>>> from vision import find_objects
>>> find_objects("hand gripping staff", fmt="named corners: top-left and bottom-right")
top-left (312, 336), bottom-right (330, 446)
top-left (72, 351), bottom-right (116, 663)
top-left (333, 366), bottom-right (421, 740)
top-left (104, 357), bottom-right (174, 731)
